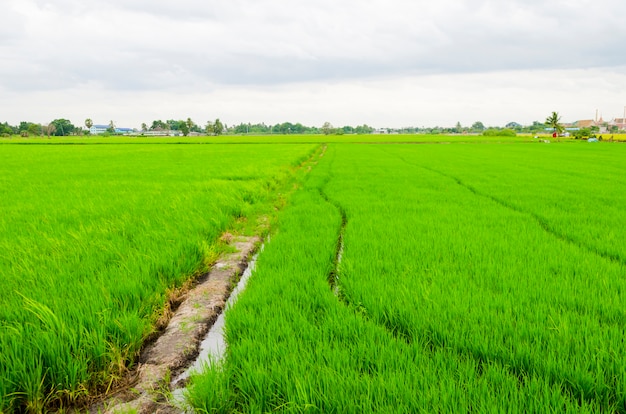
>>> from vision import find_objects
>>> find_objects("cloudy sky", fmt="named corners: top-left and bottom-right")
top-left (2, 0), bottom-right (626, 129)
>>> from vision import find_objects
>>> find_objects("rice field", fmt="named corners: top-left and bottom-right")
top-left (0, 142), bottom-right (318, 412)
top-left (0, 133), bottom-right (537, 145)
top-left (187, 141), bottom-right (626, 412)
top-left (2, 137), bottom-right (625, 413)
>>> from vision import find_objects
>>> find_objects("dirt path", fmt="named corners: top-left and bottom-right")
top-left (88, 236), bottom-right (260, 414)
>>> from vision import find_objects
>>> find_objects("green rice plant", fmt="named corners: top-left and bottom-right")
top-left (187, 143), bottom-right (614, 412)
top-left (327, 143), bottom-right (626, 410)
top-left (0, 142), bottom-right (318, 412)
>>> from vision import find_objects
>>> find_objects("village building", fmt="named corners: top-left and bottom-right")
top-left (89, 125), bottom-right (136, 135)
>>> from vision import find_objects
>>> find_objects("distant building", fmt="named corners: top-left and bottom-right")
top-left (575, 120), bottom-right (596, 128)
top-left (89, 125), bottom-right (109, 134)
top-left (89, 125), bottom-right (136, 135)
top-left (609, 118), bottom-right (626, 130)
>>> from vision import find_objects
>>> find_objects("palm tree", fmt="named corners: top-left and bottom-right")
top-left (85, 118), bottom-right (93, 131)
top-left (546, 111), bottom-right (564, 138)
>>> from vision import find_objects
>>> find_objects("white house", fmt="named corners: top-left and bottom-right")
top-left (89, 125), bottom-right (136, 135)
top-left (89, 125), bottom-right (109, 134)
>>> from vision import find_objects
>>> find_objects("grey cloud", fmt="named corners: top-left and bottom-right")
top-left (3, 0), bottom-right (626, 95)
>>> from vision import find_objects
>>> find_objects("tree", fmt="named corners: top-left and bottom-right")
top-left (186, 118), bottom-right (195, 132)
top-left (525, 121), bottom-right (545, 133)
top-left (44, 123), bottom-right (56, 138)
top-left (573, 128), bottom-right (591, 139)
top-left (166, 119), bottom-right (181, 131)
top-left (151, 120), bottom-right (167, 131)
top-left (28, 123), bottom-right (42, 136)
top-left (141, 123), bottom-right (148, 132)
top-left (355, 124), bottom-right (373, 134)
top-left (321, 121), bottom-right (334, 135)
top-left (107, 120), bottom-right (116, 133)
top-left (18, 122), bottom-right (30, 133)
top-left (179, 122), bottom-right (190, 136)
top-left (471, 121), bottom-right (485, 132)
top-left (50, 119), bottom-right (75, 136)
top-left (0, 123), bottom-right (12, 136)
top-left (213, 118), bottom-right (224, 135)
top-left (205, 121), bottom-right (214, 135)
top-left (545, 111), bottom-right (563, 137)
top-left (85, 118), bottom-right (93, 130)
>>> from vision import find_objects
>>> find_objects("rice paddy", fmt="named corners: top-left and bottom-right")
top-left (187, 140), bottom-right (626, 413)
top-left (0, 142), bottom-right (318, 412)
top-left (1, 137), bottom-right (625, 413)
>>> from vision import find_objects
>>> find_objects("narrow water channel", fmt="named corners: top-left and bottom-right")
top-left (170, 245), bottom-right (262, 409)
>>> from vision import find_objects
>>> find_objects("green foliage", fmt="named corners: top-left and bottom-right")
top-left (546, 111), bottom-right (564, 135)
top-left (26, 123), bottom-right (42, 136)
top-left (0, 122), bottom-right (15, 136)
top-left (573, 128), bottom-right (592, 139)
top-left (49, 119), bottom-right (76, 136)
top-left (471, 121), bottom-right (485, 131)
top-left (151, 119), bottom-right (168, 130)
top-left (321, 122), bottom-right (334, 135)
top-left (213, 118), bottom-right (224, 135)
top-left (354, 124), bottom-right (374, 134)
top-left (482, 128), bottom-right (517, 137)
top-left (179, 122), bottom-right (190, 136)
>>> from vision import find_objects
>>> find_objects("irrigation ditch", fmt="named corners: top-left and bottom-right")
top-left (68, 145), bottom-right (328, 414)
top-left (88, 235), bottom-right (261, 414)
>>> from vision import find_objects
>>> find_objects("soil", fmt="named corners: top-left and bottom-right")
top-left (87, 236), bottom-right (261, 414)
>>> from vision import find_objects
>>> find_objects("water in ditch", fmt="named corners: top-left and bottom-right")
top-left (170, 246), bottom-right (262, 409)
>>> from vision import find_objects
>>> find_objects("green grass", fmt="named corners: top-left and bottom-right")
top-left (188, 141), bottom-right (626, 412)
top-left (0, 143), bottom-right (318, 412)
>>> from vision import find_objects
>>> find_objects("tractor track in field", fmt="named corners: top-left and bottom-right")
top-left (422, 165), bottom-right (626, 267)
top-left (314, 146), bottom-right (622, 411)
top-left (381, 146), bottom-right (626, 268)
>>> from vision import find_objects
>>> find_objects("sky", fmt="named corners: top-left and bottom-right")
top-left (2, 0), bottom-right (626, 129)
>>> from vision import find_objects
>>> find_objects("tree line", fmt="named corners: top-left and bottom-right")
top-left (1, 117), bottom-right (576, 138)
top-left (0, 119), bottom-right (376, 137)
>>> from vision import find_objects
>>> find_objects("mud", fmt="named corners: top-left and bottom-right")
top-left (90, 236), bottom-right (260, 414)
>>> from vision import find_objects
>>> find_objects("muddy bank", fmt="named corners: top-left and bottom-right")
top-left (89, 236), bottom-right (260, 414)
